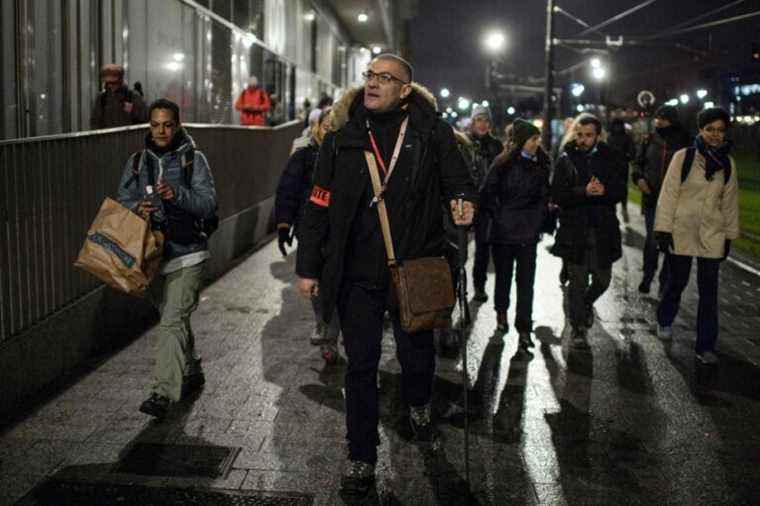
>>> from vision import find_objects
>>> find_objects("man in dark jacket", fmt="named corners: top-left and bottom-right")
top-left (607, 118), bottom-right (635, 221)
top-left (631, 105), bottom-right (691, 294)
top-left (551, 114), bottom-right (626, 348)
top-left (467, 104), bottom-right (504, 301)
top-left (295, 54), bottom-right (476, 503)
top-left (91, 64), bottom-right (148, 129)
top-left (117, 99), bottom-right (217, 418)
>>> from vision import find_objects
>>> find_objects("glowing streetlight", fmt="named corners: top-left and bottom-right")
top-left (696, 89), bottom-right (708, 99)
top-left (484, 30), bottom-right (506, 53)
top-left (704, 101), bottom-right (715, 109)
top-left (440, 88), bottom-right (450, 99)
top-left (665, 98), bottom-right (678, 106)
top-left (679, 94), bottom-right (690, 104)
top-left (592, 67), bottom-right (606, 81)
top-left (304, 11), bottom-right (315, 22)
top-left (576, 104), bottom-right (585, 112)
top-left (457, 97), bottom-right (471, 111)
top-left (571, 83), bottom-right (585, 97)
top-left (371, 46), bottom-right (382, 55)
top-left (357, 12), bottom-right (368, 23)
top-left (590, 57), bottom-right (602, 69)
top-left (506, 106), bottom-right (516, 115)
top-left (481, 100), bottom-right (489, 107)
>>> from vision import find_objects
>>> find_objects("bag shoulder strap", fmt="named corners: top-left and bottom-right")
top-left (364, 150), bottom-right (397, 266)
top-left (680, 147), bottom-right (696, 184)
top-left (181, 147), bottom-right (195, 187)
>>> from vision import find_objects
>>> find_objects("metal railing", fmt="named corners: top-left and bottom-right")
top-left (0, 121), bottom-right (302, 343)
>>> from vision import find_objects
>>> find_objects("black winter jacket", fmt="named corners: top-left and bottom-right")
top-left (296, 84), bottom-right (477, 323)
top-left (274, 141), bottom-right (318, 226)
top-left (631, 125), bottom-right (691, 208)
top-left (550, 141), bottom-right (626, 266)
top-left (466, 132), bottom-right (503, 191)
top-left (483, 149), bottom-right (550, 245)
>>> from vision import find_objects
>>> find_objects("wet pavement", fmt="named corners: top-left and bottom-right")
top-left (1, 207), bottom-right (760, 505)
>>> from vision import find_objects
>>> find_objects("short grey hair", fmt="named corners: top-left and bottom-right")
top-left (373, 53), bottom-right (414, 83)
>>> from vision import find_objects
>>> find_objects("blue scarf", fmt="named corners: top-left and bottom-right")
top-left (694, 136), bottom-right (732, 181)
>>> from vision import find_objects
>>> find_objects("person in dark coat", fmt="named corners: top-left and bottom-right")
top-left (551, 113), bottom-right (627, 348)
top-left (274, 108), bottom-right (340, 364)
top-left (607, 118), bottom-right (635, 220)
top-left (467, 104), bottom-right (504, 302)
top-left (483, 119), bottom-right (550, 352)
top-left (91, 64), bottom-right (147, 129)
top-left (295, 54), bottom-right (476, 503)
top-left (631, 105), bottom-right (691, 294)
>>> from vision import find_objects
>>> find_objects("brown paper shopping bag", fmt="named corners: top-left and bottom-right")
top-left (74, 197), bottom-right (164, 296)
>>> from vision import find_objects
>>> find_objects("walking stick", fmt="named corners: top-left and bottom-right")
top-left (456, 198), bottom-right (472, 490)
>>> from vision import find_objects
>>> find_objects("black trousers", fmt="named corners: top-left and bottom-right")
top-left (337, 282), bottom-right (436, 465)
top-left (643, 205), bottom-right (669, 287)
top-left (492, 242), bottom-right (538, 332)
top-left (567, 230), bottom-right (612, 329)
top-left (472, 214), bottom-right (491, 290)
top-left (657, 254), bottom-right (720, 353)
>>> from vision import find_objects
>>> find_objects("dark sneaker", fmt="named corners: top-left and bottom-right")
top-left (518, 331), bottom-right (534, 350)
top-left (696, 351), bottom-right (718, 365)
top-left (339, 460), bottom-right (376, 505)
top-left (409, 404), bottom-right (438, 445)
top-left (584, 304), bottom-right (595, 328)
top-left (571, 328), bottom-right (590, 350)
top-left (139, 393), bottom-right (170, 418)
top-left (473, 288), bottom-right (488, 302)
top-left (496, 311), bottom-right (508, 333)
top-left (181, 371), bottom-right (206, 397)
top-left (638, 281), bottom-right (651, 294)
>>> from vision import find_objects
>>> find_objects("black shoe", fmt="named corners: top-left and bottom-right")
top-left (496, 311), bottom-right (509, 333)
top-left (473, 288), bottom-right (488, 302)
top-left (339, 461), bottom-right (376, 505)
top-left (638, 281), bottom-right (651, 294)
top-left (409, 405), bottom-right (438, 445)
top-left (139, 393), bottom-right (170, 418)
top-left (518, 331), bottom-right (535, 350)
top-left (182, 371), bottom-right (206, 397)
top-left (571, 328), bottom-right (590, 350)
top-left (584, 304), bottom-right (595, 328)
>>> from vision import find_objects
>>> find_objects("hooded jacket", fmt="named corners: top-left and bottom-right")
top-left (91, 85), bottom-right (148, 129)
top-left (654, 147), bottom-right (739, 258)
top-left (631, 125), bottom-right (691, 208)
top-left (275, 139), bottom-right (319, 227)
top-left (234, 86), bottom-right (271, 126)
top-left (483, 147), bottom-right (550, 245)
top-left (117, 129), bottom-right (217, 269)
top-left (295, 84), bottom-right (477, 322)
top-left (550, 140), bottom-right (627, 266)
top-left (465, 131), bottom-right (503, 191)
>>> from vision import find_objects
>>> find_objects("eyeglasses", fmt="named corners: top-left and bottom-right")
top-left (361, 70), bottom-right (408, 86)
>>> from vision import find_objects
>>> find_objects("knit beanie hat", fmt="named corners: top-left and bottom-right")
top-left (654, 105), bottom-right (679, 124)
top-left (470, 104), bottom-right (492, 121)
top-left (511, 118), bottom-right (541, 151)
top-left (697, 107), bottom-right (730, 129)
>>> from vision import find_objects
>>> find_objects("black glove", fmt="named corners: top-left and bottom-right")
top-left (656, 232), bottom-right (673, 254)
top-left (723, 240), bottom-right (731, 260)
top-left (277, 226), bottom-right (293, 257)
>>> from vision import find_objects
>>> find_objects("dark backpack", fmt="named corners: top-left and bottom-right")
top-left (680, 147), bottom-right (731, 185)
top-left (130, 149), bottom-right (219, 239)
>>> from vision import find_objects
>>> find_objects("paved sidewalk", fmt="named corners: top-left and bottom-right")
top-left (1, 208), bottom-right (759, 505)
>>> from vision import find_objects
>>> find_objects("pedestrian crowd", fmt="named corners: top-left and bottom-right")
top-left (93, 51), bottom-right (739, 504)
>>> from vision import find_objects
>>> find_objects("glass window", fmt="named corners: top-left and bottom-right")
top-left (29, 0), bottom-right (64, 136)
top-left (1, 0), bottom-right (18, 139)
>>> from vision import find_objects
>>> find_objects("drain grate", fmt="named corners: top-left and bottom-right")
top-left (17, 480), bottom-right (314, 506)
top-left (114, 443), bottom-right (241, 478)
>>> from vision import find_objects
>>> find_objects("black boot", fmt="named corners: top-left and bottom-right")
top-left (409, 404), bottom-right (438, 445)
top-left (339, 460), bottom-right (376, 505)
top-left (139, 393), bottom-right (170, 418)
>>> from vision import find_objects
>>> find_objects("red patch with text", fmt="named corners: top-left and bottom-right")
top-left (310, 185), bottom-right (331, 207)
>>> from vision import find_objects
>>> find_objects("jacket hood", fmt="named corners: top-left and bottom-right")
top-left (330, 83), bottom-right (438, 131)
top-left (145, 127), bottom-right (196, 156)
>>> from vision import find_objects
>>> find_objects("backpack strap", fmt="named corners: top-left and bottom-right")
top-left (680, 147), bottom-right (696, 184)
top-left (122, 150), bottom-right (144, 189)
top-left (180, 146), bottom-right (195, 188)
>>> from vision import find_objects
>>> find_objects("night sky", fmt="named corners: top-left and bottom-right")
top-left (409, 0), bottom-right (760, 107)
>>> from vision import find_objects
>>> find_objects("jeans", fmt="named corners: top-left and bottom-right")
top-left (149, 261), bottom-right (205, 401)
top-left (657, 254), bottom-right (720, 353)
top-left (337, 282), bottom-right (435, 464)
top-left (567, 231), bottom-right (612, 329)
top-left (643, 206), bottom-right (669, 287)
top-left (492, 243), bottom-right (538, 332)
top-left (472, 214), bottom-right (491, 290)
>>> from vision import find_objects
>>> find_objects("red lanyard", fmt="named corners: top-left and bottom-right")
top-left (367, 117), bottom-right (409, 185)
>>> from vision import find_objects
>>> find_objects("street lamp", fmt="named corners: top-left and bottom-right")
top-left (506, 106), bottom-right (516, 115)
top-left (481, 100), bottom-right (490, 107)
top-left (458, 97), bottom-right (471, 111)
top-left (679, 94), bottom-right (690, 104)
top-left (357, 12), bottom-right (368, 23)
top-left (440, 88), bottom-right (450, 99)
top-left (571, 83), bottom-right (585, 97)
top-left (696, 89), bottom-right (708, 99)
top-left (484, 30), bottom-right (507, 53)
top-left (372, 46), bottom-right (382, 55)
top-left (591, 66), bottom-right (606, 81)
top-left (590, 57), bottom-right (602, 69)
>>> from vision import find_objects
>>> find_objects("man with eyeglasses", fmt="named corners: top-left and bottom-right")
top-left (295, 54), bottom-right (476, 503)
top-left (116, 98), bottom-right (217, 419)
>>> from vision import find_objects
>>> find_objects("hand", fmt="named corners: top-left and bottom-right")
top-left (123, 101), bottom-right (134, 114)
top-left (723, 240), bottom-right (731, 260)
top-left (156, 180), bottom-right (175, 201)
top-left (450, 200), bottom-right (475, 226)
top-left (637, 179), bottom-right (652, 195)
top-left (277, 225), bottom-right (292, 257)
top-left (297, 277), bottom-right (319, 298)
top-left (585, 177), bottom-right (606, 196)
top-left (136, 199), bottom-right (156, 219)
top-left (655, 232), bottom-right (674, 254)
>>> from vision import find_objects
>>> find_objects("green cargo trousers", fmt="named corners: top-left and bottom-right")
top-left (149, 261), bottom-right (205, 402)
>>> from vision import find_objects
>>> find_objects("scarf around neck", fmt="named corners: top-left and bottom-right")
top-left (694, 135), bottom-right (732, 181)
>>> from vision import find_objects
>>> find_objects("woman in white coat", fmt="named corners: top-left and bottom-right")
top-left (653, 107), bottom-right (740, 365)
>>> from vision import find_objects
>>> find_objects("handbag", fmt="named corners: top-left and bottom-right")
top-left (74, 197), bottom-right (164, 296)
top-left (363, 119), bottom-right (455, 333)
